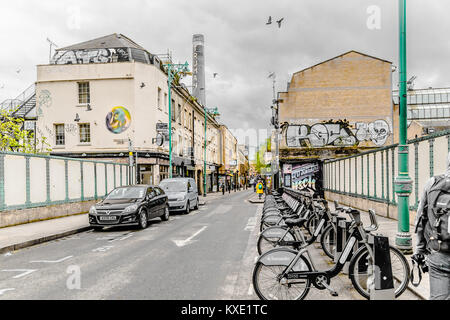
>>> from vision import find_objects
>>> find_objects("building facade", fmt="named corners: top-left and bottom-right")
top-left (35, 33), bottom-right (234, 194)
top-left (277, 50), bottom-right (395, 192)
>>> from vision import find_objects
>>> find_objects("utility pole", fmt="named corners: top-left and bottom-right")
top-left (167, 62), bottom-right (191, 179)
top-left (394, 0), bottom-right (413, 254)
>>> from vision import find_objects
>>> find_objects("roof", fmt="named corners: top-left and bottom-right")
top-left (293, 50), bottom-right (392, 76)
top-left (57, 33), bottom-right (147, 51)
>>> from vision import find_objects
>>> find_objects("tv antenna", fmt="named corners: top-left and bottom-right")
top-left (46, 38), bottom-right (59, 63)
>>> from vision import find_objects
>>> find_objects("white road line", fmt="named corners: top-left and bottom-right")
top-left (1, 269), bottom-right (37, 279)
top-left (30, 255), bottom-right (73, 263)
top-left (92, 245), bottom-right (114, 252)
top-left (0, 288), bottom-right (15, 295)
top-left (172, 226), bottom-right (208, 247)
top-left (244, 217), bottom-right (257, 231)
top-left (247, 284), bottom-right (254, 296)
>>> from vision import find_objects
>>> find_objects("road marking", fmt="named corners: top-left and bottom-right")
top-left (247, 284), bottom-right (254, 296)
top-left (244, 217), bottom-right (257, 231)
top-left (92, 245), bottom-right (114, 252)
top-left (1, 269), bottom-right (37, 279)
top-left (4, 252), bottom-right (12, 257)
top-left (0, 288), bottom-right (15, 295)
top-left (172, 226), bottom-right (208, 247)
top-left (108, 233), bottom-right (133, 242)
top-left (30, 255), bottom-right (73, 263)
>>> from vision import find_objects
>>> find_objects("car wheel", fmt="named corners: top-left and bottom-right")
top-left (161, 206), bottom-right (170, 221)
top-left (194, 198), bottom-right (199, 210)
top-left (185, 201), bottom-right (190, 215)
top-left (138, 208), bottom-right (148, 229)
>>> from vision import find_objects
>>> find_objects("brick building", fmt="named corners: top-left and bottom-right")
top-left (277, 50), bottom-right (395, 191)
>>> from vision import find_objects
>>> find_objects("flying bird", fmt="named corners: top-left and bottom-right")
top-left (276, 18), bottom-right (284, 28)
top-left (266, 16), bottom-right (272, 25)
top-left (140, 82), bottom-right (146, 88)
top-left (16, 68), bottom-right (21, 73)
top-left (268, 72), bottom-right (275, 79)
top-left (213, 73), bottom-right (218, 78)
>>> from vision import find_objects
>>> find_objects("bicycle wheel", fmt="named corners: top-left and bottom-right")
top-left (252, 255), bottom-right (312, 300)
top-left (257, 226), bottom-right (297, 255)
top-left (306, 214), bottom-right (319, 237)
top-left (319, 224), bottom-right (336, 259)
top-left (348, 245), bottom-right (410, 299)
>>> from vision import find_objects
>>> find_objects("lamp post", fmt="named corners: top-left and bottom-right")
top-left (394, 0), bottom-right (413, 253)
top-left (167, 62), bottom-right (190, 179)
top-left (271, 98), bottom-right (282, 190)
top-left (203, 107), bottom-right (220, 197)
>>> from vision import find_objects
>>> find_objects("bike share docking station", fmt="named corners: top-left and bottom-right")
top-left (367, 234), bottom-right (395, 300)
top-left (333, 216), bottom-right (395, 300)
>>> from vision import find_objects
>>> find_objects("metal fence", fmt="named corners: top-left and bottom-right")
top-left (323, 129), bottom-right (450, 210)
top-left (0, 151), bottom-right (135, 211)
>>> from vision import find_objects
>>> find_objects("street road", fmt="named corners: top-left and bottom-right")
top-left (0, 189), bottom-right (419, 300)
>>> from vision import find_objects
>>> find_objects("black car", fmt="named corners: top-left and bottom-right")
top-left (89, 185), bottom-right (169, 230)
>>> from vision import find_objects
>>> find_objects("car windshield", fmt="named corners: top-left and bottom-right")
top-left (159, 181), bottom-right (187, 192)
top-left (105, 187), bottom-right (146, 200)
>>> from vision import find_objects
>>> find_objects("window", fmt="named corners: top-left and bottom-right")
top-left (435, 93), bottom-right (441, 103)
top-left (410, 95), bottom-right (416, 104)
top-left (416, 94), bottom-right (422, 104)
top-left (184, 109), bottom-right (188, 127)
top-left (178, 104), bottom-right (182, 124)
top-left (157, 88), bottom-right (162, 109)
top-left (164, 93), bottom-right (168, 112)
top-left (55, 124), bottom-right (65, 146)
top-left (171, 99), bottom-right (176, 121)
top-left (429, 94), bottom-right (435, 104)
top-left (79, 123), bottom-right (91, 143)
top-left (78, 82), bottom-right (90, 104)
top-left (422, 94), bottom-right (428, 104)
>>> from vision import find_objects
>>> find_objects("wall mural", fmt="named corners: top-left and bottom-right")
top-left (52, 48), bottom-right (130, 65)
top-left (286, 163), bottom-right (320, 190)
top-left (106, 106), bottom-right (131, 134)
top-left (283, 119), bottom-right (390, 148)
top-left (36, 90), bottom-right (52, 117)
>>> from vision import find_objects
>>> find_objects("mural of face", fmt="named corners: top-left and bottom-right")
top-left (106, 106), bottom-right (131, 134)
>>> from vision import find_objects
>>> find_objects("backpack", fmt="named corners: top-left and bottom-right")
top-left (425, 175), bottom-right (450, 253)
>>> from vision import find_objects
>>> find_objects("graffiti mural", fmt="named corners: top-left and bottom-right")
top-left (52, 48), bottom-right (130, 65)
top-left (287, 163), bottom-right (320, 191)
top-left (106, 106), bottom-right (131, 134)
top-left (283, 119), bottom-right (390, 147)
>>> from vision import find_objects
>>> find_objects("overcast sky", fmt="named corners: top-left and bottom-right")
top-left (1, 0), bottom-right (449, 150)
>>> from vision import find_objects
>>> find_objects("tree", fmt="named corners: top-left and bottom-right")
top-left (0, 109), bottom-right (51, 154)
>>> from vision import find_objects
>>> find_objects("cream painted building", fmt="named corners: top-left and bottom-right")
top-left (35, 33), bottom-right (226, 193)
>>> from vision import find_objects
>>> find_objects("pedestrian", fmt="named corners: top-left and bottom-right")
top-left (221, 182), bottom-right (225, 195)
top-left (413, 151), bottom-right (450, 300)
top-left (256, 181), bottom-right (264, 200)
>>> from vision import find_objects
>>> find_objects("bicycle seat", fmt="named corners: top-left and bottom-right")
top-left (284, 217), bottom-right (307, 227)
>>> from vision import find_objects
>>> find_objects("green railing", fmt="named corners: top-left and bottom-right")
top-left (323, 129), bottom-right (450, 210)
top-left (0, 151), bottom-right (134, 212)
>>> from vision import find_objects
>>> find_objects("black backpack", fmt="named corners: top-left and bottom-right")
top-left (425, 175), bottom-right (450, 253)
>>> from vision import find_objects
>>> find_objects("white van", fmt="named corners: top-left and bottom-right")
top-left (159, 178), bottom-right (199, 214)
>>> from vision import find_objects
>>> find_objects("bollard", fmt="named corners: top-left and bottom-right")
top-left (368, 234), bottom-right (395, 300)
top-left (333, 216), bottom-right (347, 263)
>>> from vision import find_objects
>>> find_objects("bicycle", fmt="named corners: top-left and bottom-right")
top-left (252, 207), bottom-right (410, 300)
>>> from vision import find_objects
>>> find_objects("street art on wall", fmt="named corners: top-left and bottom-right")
top-left (52, 48), bottom-right (130, 65)
top-left (290, 163), bottom-right (320, 190)
top-left (106, 106), bottom-right (131, 134)
top-left (36, 90), bottom-right (52, 117)
top-left (283, 119), bottom-right (390, 148)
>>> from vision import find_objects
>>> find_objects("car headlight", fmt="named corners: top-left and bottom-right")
top-left (123, 204), bottom-right (138, 213)
top-left (89, 206), bottom-right (97, 214)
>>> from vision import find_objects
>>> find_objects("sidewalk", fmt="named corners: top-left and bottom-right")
top-left (328, 201), bottom-right (429, 300)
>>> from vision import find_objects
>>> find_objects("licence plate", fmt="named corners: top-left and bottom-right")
top-left (99, 216), bottom-right (118, 221)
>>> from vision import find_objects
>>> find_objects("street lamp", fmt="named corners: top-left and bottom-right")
top-left (394, 0), bottom-right (413, 254)
top-left (203, 106), bottom-right (220, 197)
top-left (167, 62), bottom-right (191, 179)
top-left (271, 98), bottom-right (282, 190)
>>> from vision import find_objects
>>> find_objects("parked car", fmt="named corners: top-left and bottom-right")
top-left (89, 185), bottom-right (169, 230)
top-left (159, 178), bottom-right (199, 214)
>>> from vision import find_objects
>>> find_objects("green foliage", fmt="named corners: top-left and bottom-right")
top-left (0, 109), bottom-right (51, 154)
top-left (253, 138), bottom-right (271, 174)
